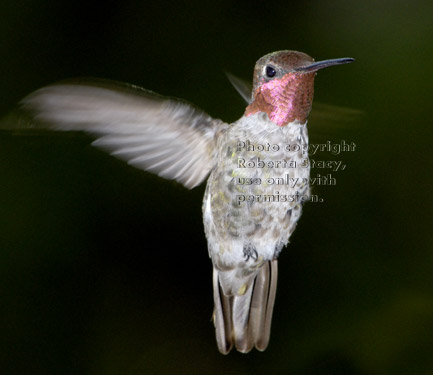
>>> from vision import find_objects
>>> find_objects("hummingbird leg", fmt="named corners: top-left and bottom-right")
top-left (243, 244), bottom-right (258, 262)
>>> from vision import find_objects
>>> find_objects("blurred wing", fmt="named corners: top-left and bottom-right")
top-left (225, 72), bottom-right (252, 104)
top-left (308, 103), bottom-right (364, 140)
top-left (226, 72), bottom-right (363, 139)
top-left (21, 79), bottom-right (228, 189)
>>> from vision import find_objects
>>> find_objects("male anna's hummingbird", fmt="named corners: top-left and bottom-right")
top-left (20, 50), bottom-right (354, 354)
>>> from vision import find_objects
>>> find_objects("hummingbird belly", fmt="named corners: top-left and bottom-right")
top-left (203, 114), bottom-right (310, 283)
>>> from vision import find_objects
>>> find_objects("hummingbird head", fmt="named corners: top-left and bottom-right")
top-left (245, 50), bottom-right (354, 127)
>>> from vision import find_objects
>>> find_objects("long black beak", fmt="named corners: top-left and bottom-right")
top-left (295, 57), bottom-right (355, 72)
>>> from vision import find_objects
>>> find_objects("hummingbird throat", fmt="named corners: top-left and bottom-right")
top-left (245, 72), bottom-right (315, 127)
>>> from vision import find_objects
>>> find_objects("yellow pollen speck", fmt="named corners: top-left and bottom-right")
top-left (238, 283), bottom-right (247, 295)
top-left (254, 256), bottom-right (265, 269)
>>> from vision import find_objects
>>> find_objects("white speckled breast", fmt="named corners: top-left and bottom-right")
top-left (203, 112), bottom-right (311, 272)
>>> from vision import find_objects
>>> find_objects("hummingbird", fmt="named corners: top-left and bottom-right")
top-left (20, 50), bottom-right (354, 354)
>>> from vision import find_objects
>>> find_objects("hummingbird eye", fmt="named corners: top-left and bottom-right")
top-left (265, 66), bottom-right (276, 78)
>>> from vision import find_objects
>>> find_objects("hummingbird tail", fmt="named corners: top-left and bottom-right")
top-left (212, 260), bottom-right (278, 354)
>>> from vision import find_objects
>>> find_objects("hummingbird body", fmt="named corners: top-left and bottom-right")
top-left (204, 112), bottom-right (310, 290)
top-left (19, 50), bottom-right (354, 354)
top-left (204, 112), bottom-right (310, 352)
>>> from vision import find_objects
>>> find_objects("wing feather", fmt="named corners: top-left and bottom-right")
top-left (21, 79), bottom-right (228, 189)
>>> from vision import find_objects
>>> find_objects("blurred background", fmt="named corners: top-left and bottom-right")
top-left (1, 0), bottom-right (432, 374)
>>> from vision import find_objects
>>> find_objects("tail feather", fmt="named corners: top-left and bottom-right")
top-left (249, 260), bottom-right (271, 349)
top-left (232, 284), bottom-right (255, 353)
top-left (212, 260), bottom-right (278, 354)
top-left (255, 260), bottom-right (278, 351)
top-left (212, 270), bottom-right (233, 354)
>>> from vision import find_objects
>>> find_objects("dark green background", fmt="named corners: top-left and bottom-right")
top-left (1, 0), bottom-right (432, 374)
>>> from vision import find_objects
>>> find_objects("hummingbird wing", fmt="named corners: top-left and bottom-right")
top-left (226, 72), bottom-right (363, 138)
top-left (225, 72), bottom-right (253, 104)
top-left (20, 79), bottom-right (227, 189)
top-left (308, 103), bottom-right (363, 140)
